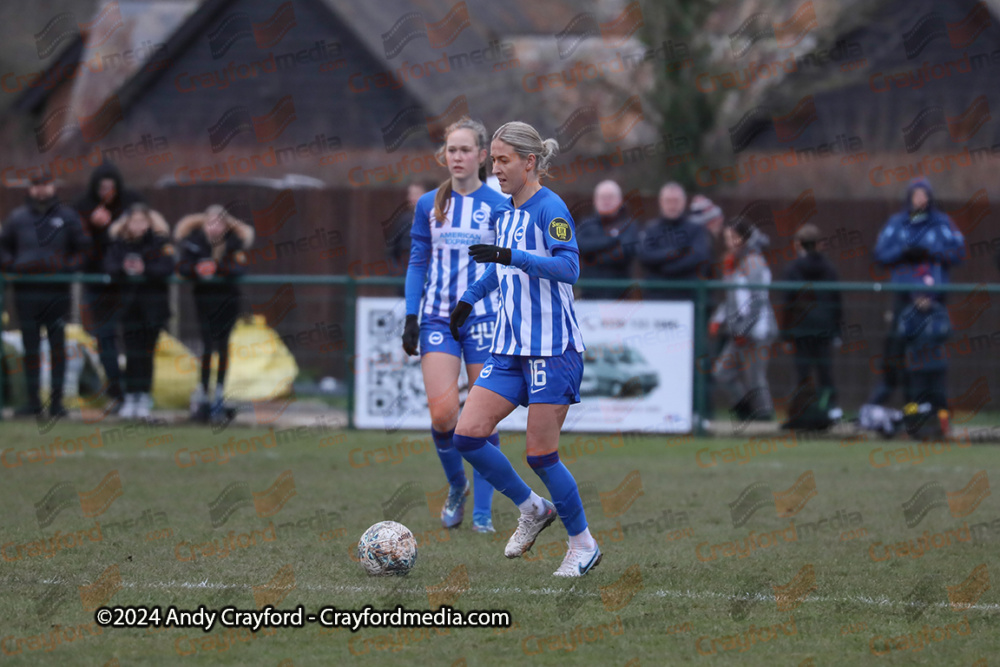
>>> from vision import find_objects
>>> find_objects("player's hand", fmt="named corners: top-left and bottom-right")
top-left (450, 301), bottom-right (472, 341)
top-left (469, 244), bottom-right (511, 265)
top-left (402, 315), bottom-right (420, 356)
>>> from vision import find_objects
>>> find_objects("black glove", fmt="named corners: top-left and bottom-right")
top-left (402, 314), bottom-right (420, 356)
top-left (469, 244), bottom-right (512, 265)
top-left (450, 301), bottom-right (472, 340)
top-left (901, 246), bottom-right (929, 262)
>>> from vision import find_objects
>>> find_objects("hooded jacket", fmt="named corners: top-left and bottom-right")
top-left (74, 162), bottom-right (144, 273)
top-left (781, 250), bottom-right (842, 339)
top-left (175, 210), bottom-right (255, 300)
top-left (873, 178), bottom-right (965, 287)
top-left (711, 228), bottom-right (778, 341)
top-left (0, 194), bottom-right (91, 274)
top-left (103, 209), bottom-right (174, 326)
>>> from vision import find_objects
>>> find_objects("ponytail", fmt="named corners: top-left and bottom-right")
top-left (492, 122), bottom-right (559, 180)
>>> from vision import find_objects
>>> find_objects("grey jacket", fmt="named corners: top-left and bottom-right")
top-left (711, 229), bottom-right (777, 341)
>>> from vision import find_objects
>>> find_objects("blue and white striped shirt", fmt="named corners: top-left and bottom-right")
top-left (462, 187), bottom-right (585, 357)
top-left (406, 185), bottom-right (506, 319)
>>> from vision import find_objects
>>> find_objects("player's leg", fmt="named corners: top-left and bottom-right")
top-left (454, 359), bottom-right (555, 556)
top-left (465, 362), bottom-right (500, 533)
top-left (421, 350), bottom-right (469, 527)
top-left (461, 316), bottom-right (502, 533)
top-left (522, 350), bottom-right (601, 577)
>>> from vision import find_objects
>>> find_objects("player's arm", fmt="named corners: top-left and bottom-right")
top-left (449, 263), bottom-right (499, 341)
top-left (468, 209), bottom-right (581, 284)
top-left (402, 199), bottom-right (433, 354)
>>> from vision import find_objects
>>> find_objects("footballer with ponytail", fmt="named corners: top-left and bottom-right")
top-left (401, 116), bottom-right (508, 534)
top-left (432, 118), bottom-right (490, 224)
top-left (449, 120), bottom-right (601, 577)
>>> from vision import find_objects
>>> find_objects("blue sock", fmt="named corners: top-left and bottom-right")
top-left (527, 452), bottom-right (587, 537)
top-left (432, 428), bottom-right (466, 489)
top-left (454, 434), bottom-right (531, 506)
top-left (472, 434), bottom-right (500, 520)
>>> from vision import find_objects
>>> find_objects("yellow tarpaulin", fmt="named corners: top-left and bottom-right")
top-left (153, 315), bottom-right (298, 408)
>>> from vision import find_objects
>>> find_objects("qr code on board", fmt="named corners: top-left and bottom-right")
top-left (365, 307), bottom-right (426, 432)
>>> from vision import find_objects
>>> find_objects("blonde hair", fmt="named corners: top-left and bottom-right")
top-left (492, 121), bottom-right (559, 179)
top-left (433, 117), bottom-right (489, 223)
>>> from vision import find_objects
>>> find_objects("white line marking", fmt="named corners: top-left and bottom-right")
top-left (35, 579), bottom-right (1000, 612)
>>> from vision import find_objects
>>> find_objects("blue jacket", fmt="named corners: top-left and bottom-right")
top-left (873, 179), bottom-right (965, 287)
top-left (898, 300), bottom-right (951, 372)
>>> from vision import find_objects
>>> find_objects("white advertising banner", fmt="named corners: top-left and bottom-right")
top-left (354, 297), bottom-right (693, 433)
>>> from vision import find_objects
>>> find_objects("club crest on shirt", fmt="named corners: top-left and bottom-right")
top-left (549, 217), bottom-right (572, 242)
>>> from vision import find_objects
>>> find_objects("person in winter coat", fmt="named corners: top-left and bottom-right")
top-left (710, 219), bottom-right (778, 422)
top-left (780, 223), bottom-right (843, 426)
top-left (75, 162), bottom-right (144, 403)
top-left (897, 270), bottom-right (952, 437)
top-left (637, 182), bottom-right (712, 300)
top-left (103, 204), bottom-right (174, 419)
top-left (576, 180), bottom-right (640, 300)
top-left (869, 177), bottom-right (964, 406)
top-left (0, 172), bottom-right (91, 417)
top-left (175, 205), bottom-right (255, 423)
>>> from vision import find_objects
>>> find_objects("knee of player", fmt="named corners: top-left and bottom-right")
top-left (455, 416), bottom-right (495, 439)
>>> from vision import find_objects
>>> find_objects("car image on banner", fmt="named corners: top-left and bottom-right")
top-left (354, 297), bottom-right (693, 433)
top-left (580, 344), bottom-right (660, 398)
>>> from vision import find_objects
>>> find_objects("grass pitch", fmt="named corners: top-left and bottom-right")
top-left (2, 420), bottom-right (999, 666)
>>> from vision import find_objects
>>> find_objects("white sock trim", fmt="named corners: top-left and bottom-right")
top-left (518, 491), bottom-right (544, 515)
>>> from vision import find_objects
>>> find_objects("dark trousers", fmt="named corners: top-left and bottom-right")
top-left (868, 298), bottom-right (908, 405)
top-left (14, 285), bottom-right (70, 408)
top-left (792, 335), bottom-right (836, 404)
top-left (907, 369), bottom-right (947, 411)
top-left (197, 293), bottom-right (239, 391)
top-left (84, 286), bottom-right (123, 397)
top-left (121, 312), bottom-right (162, 394)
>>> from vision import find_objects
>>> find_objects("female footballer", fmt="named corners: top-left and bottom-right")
top-left (402, 118), bottom-right (507, 532)
top-left (449, 121), bottom-right (600, 577)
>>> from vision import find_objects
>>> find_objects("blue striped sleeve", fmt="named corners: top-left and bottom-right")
top-left (509, 247), bottom-right (580, 284)
top-left (405, 199), bottom-right (433, 316)
top-left (460, 262), bottom-right (499, 305)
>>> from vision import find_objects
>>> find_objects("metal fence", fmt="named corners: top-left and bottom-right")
top-left (1, 274), bottom-right (998, 435)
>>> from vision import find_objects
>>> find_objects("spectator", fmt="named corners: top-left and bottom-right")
top-left (638, 182), bottom-right (711, 299)
top-left (688, 194), bottom-right (725, 424)
top-left (75, 162), bottom-right (144, 405)
top-left (385, 182), bottom-right (432, 296)
top-left (898, 270), bottom-right (951, 438)
top-left (576, 180), bottom-right (639, 299)
top-left (176, 205), bottom-right (255, 423)
top-left (869, 177), bottom-right (965, 406)
top-left (710, 219), bottom-right (778, 422)
top-left (780, 223), bottom-right (843, 429)
top-left (103, 204), bottom-right (175, 419)
top-left (688, 194), bottom-right (724, 240)
top-left (0, 172), bottom-right (90, 417)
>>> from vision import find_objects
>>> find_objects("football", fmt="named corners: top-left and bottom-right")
top-left (356, 521), bottom-right (418, 576)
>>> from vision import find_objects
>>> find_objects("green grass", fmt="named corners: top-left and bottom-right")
top-left (2, 422), bottom-right (999, 666)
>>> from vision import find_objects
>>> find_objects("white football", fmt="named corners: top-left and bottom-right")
top-left (357, 521), bottom-right (418, 576)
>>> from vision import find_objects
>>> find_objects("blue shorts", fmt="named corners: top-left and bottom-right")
top-left (420, 314), bottom-right (495, 364)
top-left (475, 349), bottom-right (583, 407)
